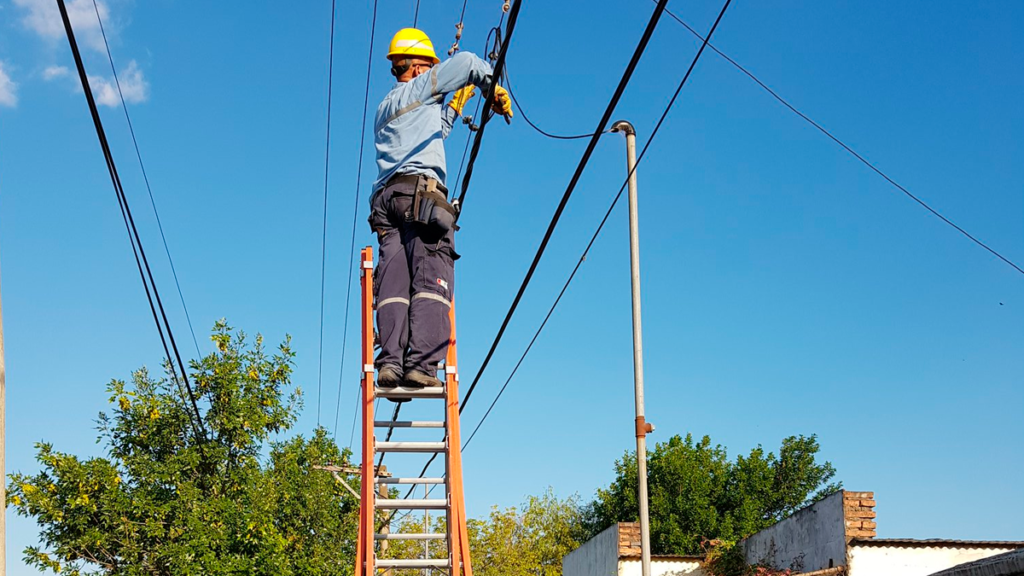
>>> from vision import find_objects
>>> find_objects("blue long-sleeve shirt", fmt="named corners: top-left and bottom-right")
top-left (372, 52), bottom-right (494, 194)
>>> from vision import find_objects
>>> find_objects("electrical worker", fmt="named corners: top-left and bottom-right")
top-left (369, 28), bottom-right (512, 389)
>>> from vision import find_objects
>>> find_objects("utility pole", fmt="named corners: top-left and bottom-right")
top-left (612, 120), bottom-right (654, 576)
top-left (1, 251), bottom-right (6, 576)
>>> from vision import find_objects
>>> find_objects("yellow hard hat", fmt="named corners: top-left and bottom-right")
top-left (387, 28), bottom-right (440, 64)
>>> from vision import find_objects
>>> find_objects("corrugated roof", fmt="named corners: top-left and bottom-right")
top-left (929, 549), bottom-right (1024, 576)
top-left (852, 539), bottom-right (1024, 549)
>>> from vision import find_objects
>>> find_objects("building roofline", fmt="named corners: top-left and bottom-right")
top-left (852, 539), bottom-right (1024, 549)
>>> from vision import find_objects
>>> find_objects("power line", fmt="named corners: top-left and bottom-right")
top-left (462, 0), bottom-right (734, 451)
top-left (57, 0), bottom-right (206, 443)
top-left (504, 65), bottom-right (607, 141)
top-left (413, 0), bottom-right (422, 27)
top-left (337, 0), bottom-right (380, 440)
top-left (316, 0), bottom-right (338, 428)
top-left (654, 1), bottom-right (1023, 277)
top-left (457, 0), bottom-right (670, 413)
top-left (90, 0), bottom-right (201, 358)
top-left (453, 0), bottom-right (524, 211)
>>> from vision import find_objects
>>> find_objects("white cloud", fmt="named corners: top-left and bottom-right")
top-left (43, 65), bottom-right (70, 80)
top-left (88, 60), bottom-right (148, 107)
top-left (13, 0), bottom-right (112, 52)
top-left (0, 61), bottom-right (18, 107)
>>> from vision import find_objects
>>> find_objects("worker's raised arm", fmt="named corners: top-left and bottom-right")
top-left (409, 52), bottom-right (493, 101)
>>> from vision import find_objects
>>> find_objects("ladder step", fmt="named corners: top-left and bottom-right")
top-left (377, 477), bottom-right (446, 485)
top-left (375, 559), bottom-right (450, 569)
top-left (376, 498), bottom-right (447, 510)
top-left (375, 533), bottom-right (447, 541)
top-left (374, 386), bottom-right (446, 399)
top-left (374, 420), bottom-right (445, 428)
top-left (376, 441), bottom-right (446, 453)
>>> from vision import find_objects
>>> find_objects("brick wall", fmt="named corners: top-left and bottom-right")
top-left (844, 491), bottom-right (877, 540)
top-left (619, 522), bottom-right (643, 557)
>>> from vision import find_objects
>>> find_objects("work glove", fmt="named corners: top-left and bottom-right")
top-left (449, 84), bottom-right (476, 115)
top-left (491, 85), bottom-right (513, 120)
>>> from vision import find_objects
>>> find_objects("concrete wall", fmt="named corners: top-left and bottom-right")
top-left (741, 491), bottom-right (848, 572)
top-left (849, 545), bottom-right (1020, 576)
top-left (621, 558), bottom-right (706, 576)
top-left (564, 523), bottom-right (620, 576)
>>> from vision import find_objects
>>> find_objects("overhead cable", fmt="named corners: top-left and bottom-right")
top-left (90, 0), bottom-right (201, 358)
top-left (338, 0), bottom-right (380, 442)
top-left (453, 0), bottom-right (525, 211)
top-left (462, 0), bottom-right (734, 451)
top-left (458, 0), bottom-right (671, 413)
top-left (655, 0), bottom-right (1023, 277)
top-left (57, 0), bottom-right (206, 443)
top-left (504, 66), bottom-right (608, 141)
top-left (316, 0), bottom-right (339, 428)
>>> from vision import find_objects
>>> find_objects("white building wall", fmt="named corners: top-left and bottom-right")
top-left (741, 491), bottom-right (848, 571)
top-left (849, 545), bottom-right (1019, 576)
top-left (563, 524), bottom-right (620, 576)
top-left (620, 558), bottom-right (706, 576)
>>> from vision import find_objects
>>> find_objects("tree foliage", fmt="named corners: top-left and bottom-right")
top-left (584, 433), bottom-right (840, 555)
top-left (468, 489), bottom-right (587, 576)
top-left (7, 322), bottom-right (359, 576)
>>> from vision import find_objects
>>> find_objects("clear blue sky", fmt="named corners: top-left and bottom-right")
top-left (2, 0), bottom-right (1022, 573)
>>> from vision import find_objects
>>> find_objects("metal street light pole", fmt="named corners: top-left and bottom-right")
top-left (612, 120), bottom-right (654, 576)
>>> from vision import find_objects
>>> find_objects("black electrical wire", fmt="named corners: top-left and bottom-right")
top-left (90, 0), bottom-right (201, 359)
top-left (56, 0), bottom-right (206, 443)
top-left (413, 0), bottom-right (421, 27)
top-left (655, 1), bottom-right (1022, 277)
top-left (453, 0), bottom-right (524, 211)
top-left (504, 66), bottom-right (607, 141)
top-left (457, 0), bottom-right (670, 413)
top-left (338, 0), bottom-right (380, 441)
top-left (462, 0), bottom-right (733, 451)
top-left (315, 0), bottom-right (339, 428)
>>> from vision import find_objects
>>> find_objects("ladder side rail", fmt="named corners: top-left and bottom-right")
top-left (445, 301), bottom-right (473, 576)
top-left (357, 247), bottom-right (377, 576)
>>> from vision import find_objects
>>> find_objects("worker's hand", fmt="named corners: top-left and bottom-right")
top-left (449, 84), bottom-right (477, 115)
top-left (491, 85), bottom-right (513, 120)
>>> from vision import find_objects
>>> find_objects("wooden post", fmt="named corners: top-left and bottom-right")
top-left (1, 253), bottom-right (6, 576)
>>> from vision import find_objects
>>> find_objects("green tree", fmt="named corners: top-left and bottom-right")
top-left (7, 322), bottom-right (359, 575)
top-left (584, 434), bottom-right (839, 555)
top-left (468, 489), bottom-right (587, 576)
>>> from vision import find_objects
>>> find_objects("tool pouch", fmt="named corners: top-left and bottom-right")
top-left (412, 177), bottom-right (459, 233)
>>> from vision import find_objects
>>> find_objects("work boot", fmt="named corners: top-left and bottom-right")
top-left (376, 365), bottom-right (403, 388)
top-left (403, 370), bottom-right (443, 388)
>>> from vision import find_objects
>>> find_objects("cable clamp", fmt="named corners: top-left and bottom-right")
top-left (502, 0), bottom-right (510, 12)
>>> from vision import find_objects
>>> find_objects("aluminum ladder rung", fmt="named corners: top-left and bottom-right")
top-left (376, 498), bottom-right (447, 510)
top-left (374, 386), bottom-right (446, 399)
top-left (377, 477), bottom-right (446, 485)
top-left (375, 559), bottom-right (450, 569)
top-left (375, 533), bottom-right (447, 541)
top-left (376, 441), bottom-right (445, 453)
top-left (374, 420), bottom-right (445, 428)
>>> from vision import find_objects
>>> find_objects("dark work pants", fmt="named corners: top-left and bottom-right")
top-left (369, 178), bottom-right (457, 377)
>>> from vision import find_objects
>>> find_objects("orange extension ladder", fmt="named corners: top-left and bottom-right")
top-left (354, 246), bottom-right (474, 575)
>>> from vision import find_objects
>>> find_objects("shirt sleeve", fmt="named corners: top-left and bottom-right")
top-left (408, 52), bottom-right (494, 102)
top-left (440, 105), bottom-right (459, 139)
